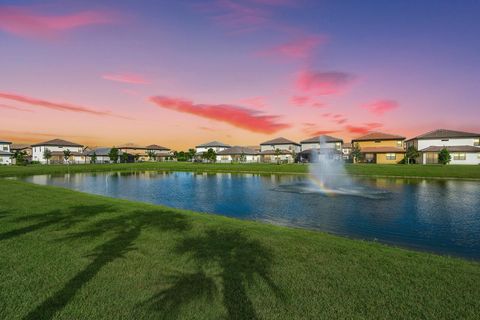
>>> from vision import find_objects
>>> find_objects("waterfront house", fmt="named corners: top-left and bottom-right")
top-left (299, 135), bottom-right (343, 162)
top-left (406, 129), bottom-right (480, 164)
top-left (146, 144), bottom-right (173, 161)
top-left (260, 137), bottom-right (301, 153)
top-left (32, 139), bottom-right (85, 164)
top-left (0, 140), bottom-right (12, 165)
top-left (85, 147), bottom-right (123, 163)
top-left (351, 132), bottom-right (406, 164)
top-left (195, 141), bottom-right (231, 154)
top-left (216, 146), bottom-right (260, 163)
top-left (10, 144), bottom-right (32, 164)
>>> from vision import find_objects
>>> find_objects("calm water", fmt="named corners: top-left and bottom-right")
top-left (21, 171), bottom-right (480, 259)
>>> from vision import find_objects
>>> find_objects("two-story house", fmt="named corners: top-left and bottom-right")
top-left (195, 141), bottom-right (231, 154)
top-left (0, 140), bottom-right (12, 165)
top-left (85, 147), bottom-right (123, 164)
top-left (32, 139), bottom-right (85, 164)
top-left (406, 129), bottom-right (480, 164)
top-left (216, 146), bottom-right (260, 163)
top-left (299, 135), bottom-right (343, 162)
top-left (351, 132), bottom-right (405, 164)
top-left (259, 137), bottom-right (300, 163)
top-left (146, 144), bottom-right (173, 161)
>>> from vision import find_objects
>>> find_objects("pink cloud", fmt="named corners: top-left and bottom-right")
top-left (149, 95), bottom-right (290, 134)
top-left (0, 91), bottom-right (127, 118)
top-left (311, 102), bottom-right (325, 108)
top-left (345, 122), bottom-right (383, 134)
top-left (290, 95), bottom-right (310, 106)
top-left (238, 96), bottom-right (267, 109)
top-left (258, 35), bottom-right (326, 59)
top-left (362, 99), bottom-right (399, 115)
top-left (102, 73), bottom-right (150, 84)
top-left (0, 5), bottom-right (115, 39)
top-left (0, 104), bottom-right (33, 112)
top-left (296, 70), bottom-right (355, 95)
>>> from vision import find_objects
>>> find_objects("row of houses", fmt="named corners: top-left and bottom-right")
top-left (1, 128), bottom-right (479, 165)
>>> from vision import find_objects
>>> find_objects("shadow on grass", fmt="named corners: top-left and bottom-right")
top-left (140, 229), bottom-right (284, 320)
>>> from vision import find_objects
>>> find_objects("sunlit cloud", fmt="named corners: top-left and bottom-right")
top-left (362, 99), bottom-right (399, 115)
top-left (296, 70), bottom-right (356, 95)
top-left (150, 95), bottom-right (290, 134)
top-left (258, 35), bottom-right (326, 59)
top-left (0, 104), bottom-right (33, 112)
top-left (0, 5), bottom-right (116, 39)
top-left (345, 122), bottom-right (383, 135)
top-left (102, 73), bottom-right (150, 84)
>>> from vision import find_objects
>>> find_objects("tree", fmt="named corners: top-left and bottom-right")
top-left (438, 148), bottom-right (451, 165)
top-left (240, 152), bottom-right (246, 163)
top-left (121, 152), bottom-right (129, 163)
top-left (405, 146), bottom-right (419, 164)
top-left (134, 154), bottom-right (140, 162)
top-left (108, 147), bottom-right (119, 163)
top-left (43, 148), bottom-right (52, 165)
top-left (274, 148), bottom-right (281, 164)
top-left (12, 150), bottom-right (27, 165)
top-left (90, 152), bottom-right (97, 164)
top-left (203, 148), bottom-right (216, 163)
top-left (187, 149), bottom-right (196, 162)
top-left (147, 150), bottom-right (157, 161)
top-left (63, 149), bottom-right (71, 164)
top-left (176, 151), bottom-right (187, 162)
top-left (351, 143), bottom-right (362, 163)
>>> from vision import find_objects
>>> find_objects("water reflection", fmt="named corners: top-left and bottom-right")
top-left (20, 171), bottom-right (480, 259)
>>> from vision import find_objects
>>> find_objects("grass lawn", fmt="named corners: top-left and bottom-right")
top-left (0, 179), bottom-right (479, 319)
top-left (1, 162), bottom-right (480, 179)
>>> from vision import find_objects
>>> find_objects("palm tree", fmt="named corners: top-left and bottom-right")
top-left (90, 152), bottom-right (97, 164)
top-left (274, 148), bottom-right (281, 164)
top-left (63, 149), bottom-right (71, 164)
top-left (351, 143), bottom-right (362, 163)
top-left (188, 148), bottom-right (196, 162)
top-left (43, 149), bottom-right (52, 165)
top-left (147, 150), bottom-right (157, 162)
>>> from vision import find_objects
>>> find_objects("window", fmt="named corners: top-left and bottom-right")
top-left (386, 153), bottom-right (396, 160)
top-left (441, 139), bottom-right (449, 142)
top-left (335, 142), bottom-right (341, 150)
top-left (452, 153), bottom-right (466, 160)
top-left (2, 146), bottom-right (7, 151)
top-left (397, 141), bottom-right (403, 147)
top-left (474, 138), bottom-right (479, 146)
top-left (374, 140), bottom-right (381, 143)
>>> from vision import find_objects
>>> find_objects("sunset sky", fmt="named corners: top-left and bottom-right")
top-left (1, 0), bottom-right (479, 150)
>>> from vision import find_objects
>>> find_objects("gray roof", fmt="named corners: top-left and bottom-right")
top-left (145, 144), bottom-right (170, 150)
top-left (196, 141), bottom-right (231, 148)
top-left (217, 146), bottom-right (258, 155)
top-left (300, 135), bottom-right (343, 144)
top-left (260, 137), bottom-right (300, 146)
top-left (86, 147), bottom-right (123, 156)
top-left (0, 140), bottom-right (12, 144)
top-left (408, 129), bottom-right (480, 141)
top-left (420, 145), bottom-right (480, 153)
top-left (31, 139), bottom-right (82, 147)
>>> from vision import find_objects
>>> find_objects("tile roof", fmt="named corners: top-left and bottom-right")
top-left (361, 147), bottom-right (406, 153)
top-left (196, 141), bottom-right (231, 148)
top-left (352, 132), bottom-right (405, 142)
top-left (31, 139), bottom-right (83, 147)
top-left (217, 146), bottom-right (259, 155)
top-left (260, 137), bottom-right (300, 146)
top-left (420, 145), bottom-right (480, 153)
top-left (145, 144), bottom-right (170, 150)
top-left (408, 129), bottom-right (480, 141)
top-left (300, 135), bottom-right (343, 144)
top-left (117, 143), bottom-right (145, 149)
top-left (10, 144), bottom-right (31, 150)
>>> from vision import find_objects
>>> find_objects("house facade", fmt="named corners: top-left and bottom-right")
top-left (195, 141), bottom-right (231, 154)
top-left (342, 142), bottom-right (352, 160)
top-left (216, 146), bottom-right (260, 163)
top-left (260, 137), bottom-right (301, 153)
top-left (32, 139), bottom-right (85, 164)
top-left (146, 145), bottom-right (173, 161)
top-left (406, 129), bottom-right (480, 164)
top-left (352, 132), bottom-right (406, 164)
top-left (85, 147), bottom-right (123, 163)
top-left (300, 135), bottom-right (343, 152)
top-left (0, 140), bottom-right (12, 165)
top-left (117, 143), bottom-right (172, 162)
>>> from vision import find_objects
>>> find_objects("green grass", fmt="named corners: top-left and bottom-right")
top-left (1, 162), bottom-right (480, 179)
top-left (1, 179), bottom-right (479, 319)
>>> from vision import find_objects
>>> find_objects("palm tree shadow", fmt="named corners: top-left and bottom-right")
top-left (22, 208), bottom-right (191, 320)
top-left (141, 229), bottom-right (284, 320)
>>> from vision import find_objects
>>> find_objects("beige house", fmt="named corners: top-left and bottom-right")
top-left (216, 146), bottom-right (260, 163)
top-left (32, 139), bottom-right (85, 164)
top-left (352, 132), bottom-right (405, 164)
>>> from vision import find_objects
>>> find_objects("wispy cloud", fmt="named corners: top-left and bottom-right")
top-left (0, 5), bottom-right (116, 39)
top-left (296, 70), bottom-right (356, 95)
top-left (0, 91), bottom-right (129, 119)
top-left (346, 122), bottom-right (383, 134)
top-left (258, 35), bottom-right (326, 60)
top-left (102, 73), bottom-right (150, 84)
top-left (0, 104), bottom-right (33, 112)
top-left (149, 95), bottom-right (290, 134)
top-left (238, 96), bottom-right (267, 109)
top-left (362, 99), bottom-right (398, 115)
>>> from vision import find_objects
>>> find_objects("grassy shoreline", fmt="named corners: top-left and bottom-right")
top-left (1, 179), bottom-right (479, 319)
top-left (1, 162), bottom-right (480, 179)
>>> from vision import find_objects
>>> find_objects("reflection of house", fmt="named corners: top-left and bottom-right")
top-left (32, 139), bottom-right (85, 164)
top-left (260, 137), bottom-right (301, 153)
top-left (195, 141), bottom-right (231, 154)
top-left (406, 129), bottom-right (480, 164)
top-left (0, 140), bottom-right (12, 165)
top-left (216, 146), bottom-right (259, 163)
top-left (300, 135), bottom-right (343, 152)
top-left (85, 147), bottom-right (123, 163)
top-left (118, 143), bottom-right (172, 162)
top-left (351, 132), bottom-right (405, 164)
top-left (342, 142), bottom-right (352, 160)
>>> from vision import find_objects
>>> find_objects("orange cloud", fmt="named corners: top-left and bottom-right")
top-left (0, 104), bottom-right (33, 112)
top-left (345, 122), bottom-right (383, 134)
top-left (362, 99), bottom-right (399, 115)
top-left (296, 70), bottom-right (355, 95)
top-left (0, 91), bottom-right (127, 118)
top-left (258, 35), bottom-right (326, 59)
top-left (102, 73), bottom-right (150, 84)
top-left (0, 5), bottom-right (115, 39)
top-left (150, 95), bottom-right (290, 134)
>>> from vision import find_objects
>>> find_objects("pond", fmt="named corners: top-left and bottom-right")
top-left (20, 171), bottom-right (480, 259)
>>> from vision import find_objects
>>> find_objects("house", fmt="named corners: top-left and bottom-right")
top-left (406, 129), bottom-right (480, 164)
top-left (85, 147), bottom-right (123, 164)
top-left (31, 139), bottom-right (85, 164)
top-left (117, 143), bottom-right (173, 162)
top-left (260, 137), bottom-right (301, 153)
top-left (299, 135), bottom-right (343, 162)
top-left (195, 141), bottom-right (231, 154)
top-left (0, 140), bottom-right (12, 165)
top-left (216, 146), bottom-right (260, 163)
top-left (351, 132), bottom-right (406, 164)
top-left (10, 144), bottom-right (32, 164)
top-left (146, 144), bottom-right (173, 161)
top-left (342, 142), bottom-right (352, 160)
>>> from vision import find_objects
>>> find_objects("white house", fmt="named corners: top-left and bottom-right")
top-left (85, 147), bottom-right (123, 163)
top-left (32, 139), bottom-right (85, 164)
top-left (300, 135), bottom-right (343, 152)
top-left (195, 141), bottom-right (231, 154)
top-left (406, 129), bottom-right (480, 164)
top-left (260, 137), bottom-right (301, 153)
top-left (216, 146), bottom-right (260, 163)
top-left (0, 140), bottom-right (12, 165)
